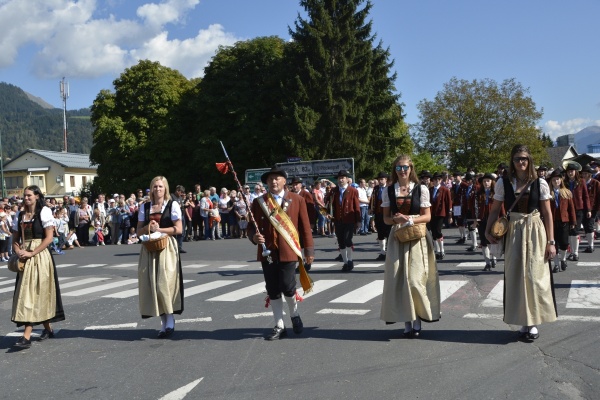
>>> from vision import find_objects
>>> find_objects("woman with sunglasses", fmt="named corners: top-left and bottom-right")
top-left (485, 145), bottom-right (557, 341)
top-left (380, 155), bottom-right (440, 338)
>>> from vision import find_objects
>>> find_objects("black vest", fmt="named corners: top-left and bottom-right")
top-left (388, 184), bottom-right (422, 215)
top-left (503, 178), bottom-right (541, 213)
top-left (144, 201), bottom-right (175, 228)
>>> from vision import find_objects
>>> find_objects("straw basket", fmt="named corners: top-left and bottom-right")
top-left (142, 224), bottom-right (168, 253)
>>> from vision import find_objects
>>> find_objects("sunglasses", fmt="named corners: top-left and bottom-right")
top-left (395, 165), bottom-right (410, 172)
top-left (513, 157), bottom-right (529, 163)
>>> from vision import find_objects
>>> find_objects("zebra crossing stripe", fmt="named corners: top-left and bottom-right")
top-left (63, 279), bottom-right (139, 296)
top-left (577, 262), bottom-right (600, 267)
top-left (5, 328), bottom-right (62, 337)
top-left (566, 280), bottom-right (600, 309)
top-left (79, 264), bottom-right (108, 268)
top-left (0, 276), bottom-right (76, 294)
top-left (207, 282), bottom-right (266, 301)
top-left (57, 277), bottom-right (111, 289)
top-left (316, 309), bottom-right (370, 315)
top-left (104, 280), bottom-right (195, 299)
top-left (0, 276), bottom-right (7, 280)
top-left (481, 281), bottom-right (504, 307)
top-left (309, 263), bottom-right (337, 269)
top-left (440, 280), bottom-right (469, 302)
top-left (353, 263), bottom-right (383, 268)
top-left (56, 263), bottom-right (77, 268)
top-left (177, 317), bottom-right (212, 323)
top-left (84, 323), bottom-right (138, 330)
top-left (234, 312), bottom-right (283, 319)
top-left (330, 280), bottom-right (383, 303)
top-left (301, 280), bottom-right (347, 299)
top-left (109, 263), bottom-right (138, 268)
top-left (218, 264), bottom-right (249, 269)
top-left (183, 264), bottom-right (208, 269)
top-left (464, 313), bottom-right (600, 322)
top-left (456, 262), bottom-right (487, 268)
top-left (185, 280), bottom-right (241, 298)
top-left (0, 280), bottom-right (14, 287)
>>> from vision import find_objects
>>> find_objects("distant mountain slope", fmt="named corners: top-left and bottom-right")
top-left (0, 82), bottom-right (93, 160)
top-left (574, 126), bottom-right (600, 153)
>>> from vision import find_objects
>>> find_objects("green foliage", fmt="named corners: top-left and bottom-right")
top-left (540, 132), bottom-right (554, 148)
top-left (0, 82), bottom-right (93, 160)
top-left (284, 0), bottom-right (411, 178)
top-left (415, 77), bottom-right (547, 173)
top-left (89, 60), bottom-right (194, 194)
top-left (411, 151), bottom-right (446, 176)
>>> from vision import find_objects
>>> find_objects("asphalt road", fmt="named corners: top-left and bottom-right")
top-left (1, 229), bottom-right (599, 400)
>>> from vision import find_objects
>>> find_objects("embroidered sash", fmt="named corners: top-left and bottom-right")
top-left (257, 193), bottom-right (314, 294)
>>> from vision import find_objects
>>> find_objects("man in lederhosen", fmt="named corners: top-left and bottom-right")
top-left (370, 172), bottom-right (391, 261)
top-left (249, 167), bottom-right (314, 340)
top-left (290, 176), bottom-right (316, 270)
top-left (429, 173), bottom-right (452, 260)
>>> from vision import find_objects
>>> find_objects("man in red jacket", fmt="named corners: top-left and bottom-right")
top-left (326, 170), bottom-right (361, 271)
top-left (582, 165), bottom-right (600, 252)
top-left (249, 167), bottom-right (314, 340)
top-left (429, 173), bottom-right (452, 259)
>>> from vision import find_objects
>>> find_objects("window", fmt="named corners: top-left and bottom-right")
top-left (70, 176), bottom-right (75, 187)
top-left (5, 176), bottom-right (24, 189)
top-left (82, 176), bottom-right (87, 185)
top-left (30, 176), bottom-right (45, 187)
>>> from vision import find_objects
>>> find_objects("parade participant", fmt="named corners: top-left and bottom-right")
top-left (290, 176), bottom-right (315, 271)
top-left (458, 173), bottom-right (478, 250)
top-left (429, 173), bottom-right (451, 260)
top-left (137, 176), bottom-right (184, 339)
top-left (548, 168), bottom-right (576, 272)
top-left (326, 170), bottom-right (361, 271)
top-left (380, 154), bottom-right (440, 338)
top-left (419, 170), bottom-right (432, 188)
top-left (485, 144), bottom-right (556, 341)
top-left (495, 163), bottom-right (508, 180)
top-left (451, 172), bottom-right (466, 239)
top-left (370, 172), bottom-right (391, 261)
top-left (11, 185), bottom-right (65, 349)
top-left (537, 166), bottom-right (548, 179)
top-left (581, 165), bottom-right (600, 252)
top-left (474, 174), bottom-right (502, 271)
top-left (248, 167), bottom-right (314, 340)
top-left (565, 162), bottom-right (590, 261)
top-left (591, 161), bottom-right (600, 181)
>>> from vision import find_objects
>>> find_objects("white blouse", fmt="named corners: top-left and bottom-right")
top-left (381, 182), bottom-right (431, 208)
top-left (12, 206), bottom-right (55, 231)
top-left (493, 177), bottom-right (551, 202)
top-left (138, 200), bottom-right (181, 222)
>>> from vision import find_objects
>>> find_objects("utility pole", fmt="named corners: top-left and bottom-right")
top-left (60, 77), bottom-right (69, 152)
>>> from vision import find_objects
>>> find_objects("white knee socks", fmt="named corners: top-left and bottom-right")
top-left (570, 236), bottom-right (579, 255)
top-left (165, 314), bottom-right (175, 329)
top-left (482, 246), bottom-right (490, 263)
top-left (381, 238), bottom-right (387, 254)
top-left (439, 238), bottom-right (445, 254)
top-left (459, 226), bottom-right (466, 239)
top-left (285, 295), bottom-right (299, 318)
top-left (341, 248), bottom-right (348, 264)
top-left (271, 297), bottom-right (284, 328)
top-left (470, 229), bottom-right (478, 248)
top-left (586, 233), bottom-right (594, 250)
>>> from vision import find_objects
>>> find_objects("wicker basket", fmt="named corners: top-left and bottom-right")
top-left (394, 223), bottom-right (427, 243)
top-left (142, 224), bottom-right (168, 253)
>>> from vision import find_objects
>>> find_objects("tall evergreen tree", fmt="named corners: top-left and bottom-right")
top-left (285, 0), bottom-right (411, 177)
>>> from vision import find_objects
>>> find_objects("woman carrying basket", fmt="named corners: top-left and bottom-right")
top-left (137, 176), bottom-right (184, 338)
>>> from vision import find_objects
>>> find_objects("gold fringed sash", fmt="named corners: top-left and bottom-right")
top-left (258, 193), bottom-right (314, 294)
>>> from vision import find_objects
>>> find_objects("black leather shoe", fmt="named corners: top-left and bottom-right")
top-left (517, 331), bottom-right (529, 340)
top-left (39, 329), bottom-right (54, 341)
top-left (376, 254), bottom-right (386, 261)
top-left (412, 328), bottom-right (421, 338)
top-left (483, 263), bottom-right (491, 271)
top-left (561, 261), bottom-right (568, 271)
top-left (572, 254), bottom-right (579, 261)
top-left (341, 263), bottom-right (350, 271)
top-left (179, 249), bottom-right (187, 254)
top-left (552, 265), bottom-right (560, 273)
top-left (265, 326), bottom-right (287, 340)
top-left (456, 238), bottom-right (466, 244)
top-left (440, 253), bottom-right (445, 260)
top-left (567, 253), bottom-right (575, 261)
top-left (527, 331), bottom-right (539, 340)
top-left (291, 316), bottom-right (303, 334)
top-left (584, 247), bottom-right (594, 253)
top-left (466, 246), bottom-right (475, 251)
top-left (335, 254), bottom-right (343, 261)
top-left (164, 327), bottom-right (174, 338)
top-left (346, 260), bottom-right (354, 271)
top-left (304, 263), bottom-right (311, 272)
top-left (402, 330), bottom-right (413, 339)
top-left (157, 330), bottom-right (167, 339)
top-left (491, 260), bottom-right (496, 268)
top-left (435, 253), bottom-right (441, 260)
top-left (13, 336), bottom-right (31, 349)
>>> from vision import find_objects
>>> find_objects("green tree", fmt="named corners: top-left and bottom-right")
top-left (285, 0), bottom-right (411, 177)
top-left (90, 60), bottom-right (193, 194)
top-left (189, 37), bottom-right (288, 186)
top-left (415, 77), bottom-right (547, 172)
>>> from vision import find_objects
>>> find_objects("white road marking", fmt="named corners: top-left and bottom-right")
top-left (56, 277), bottom-right (111, 289)
top-left (84, 323), bottom-right (138, 330)
top-left (108, 263), bottom-right (138, 268)
top-left (481, 281), bottom-right (504, 307)
top-left (234, 312), bottom-right (280, 319)
top-left (63, 279), bottom-right (139, 296)
top-left (330, 280), bottom-right (383, 303)
top-left (440, 280), bottom-right (469, 302)
top-left (456, 262), bottom-right (487, 268)
top-left (353, 263), bottom-right (383, 268)
top-left (56, 263), bottom-right (77, 268)
top-left (159, 378), bottom-right (204, 400)
top-left (566, 280), bottom-right (600, 309)
top-left (183, 264), bottom-right (208, 269)
top-left (464, 313), bottom-right (600, 322)
top-left (218, 264), bottom-right (248, 269)
top-left (103, 280), bottom-right (194, 299)
top-left (185, 280), bottom-right (241, 298)
top-left (316, 309), bottom-right (370, 315)
top-left (177, 317), bottom-right (213, 323)
top-left (79, 264), bottom-right (107, 268)
top-left (577, 262), bottom-right (600, 267)
top-left (207, 282), bottom-right (266, 301)
top-left (5, 328), bottom-right (62, 337)
top-left (301, 280), bottom-right (347, 299)
top-left (0, 280), bottom-right (15, 287)
top-left (309, 263), bottom-right (337, 269)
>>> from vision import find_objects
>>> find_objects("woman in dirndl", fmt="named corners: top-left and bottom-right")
top-left (137, 176), bottom-right (184, 338)
top-left (485, 144), bottom-right (557, 341)
top-left (380, 154), bottom-right (441, 338)
top-left (11, 185), bottom-right (65, 349)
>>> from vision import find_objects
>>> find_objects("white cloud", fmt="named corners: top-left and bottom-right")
top-left (543, 118), bottom-right (600, 140)
top-left (0, 0), bottom-right (241, 79)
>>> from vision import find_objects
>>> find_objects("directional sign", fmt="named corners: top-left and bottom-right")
top-left (276, 158), bottom-right (354, 180)
top-left (245, 168), bottom-right (270, 186)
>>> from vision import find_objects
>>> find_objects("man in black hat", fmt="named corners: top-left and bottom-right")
top-left (290, 176), bottom-right (316, 269)
top-left (370, 171), bottom-right (391, 261)
top-left (429, 173), bottom-right (452, 259)
top-left (249, 167), bottom-right (314, 340)
top-left (419, 170), bottom-right (432, 188)
top-left (537, 165), bottom-right (548, 179)
top-left (495, 163), bottom-right (507, 179)
top-left (591, 161), bottom-right (600, 181)
top-left (581, 165), bottom-right (600, 252)
top-left (458, 173), bottom-right (479, 250)
top-left (451, 172), bottom-right (467, 242)
top-left (326, 170), bottom-right (361, 271)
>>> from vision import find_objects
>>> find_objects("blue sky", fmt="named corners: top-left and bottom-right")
top-left (1, 0), bottom-right (599, 140)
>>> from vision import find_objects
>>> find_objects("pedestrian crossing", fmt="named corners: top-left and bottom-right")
top-left (2, 273), bottom-right (600, 312)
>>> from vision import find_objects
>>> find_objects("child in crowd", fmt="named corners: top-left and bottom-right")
top-left (209, 200), bottom-right (221, 240)
top-left (127, 227), bottom-right (139, 244)
top-left (93, 208), bottom-right (106, 246)
top-left (65, 228), bottom-right (82, 249)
